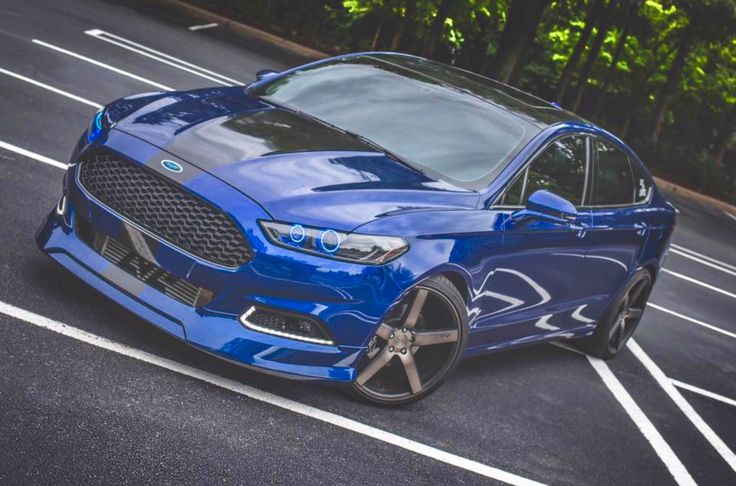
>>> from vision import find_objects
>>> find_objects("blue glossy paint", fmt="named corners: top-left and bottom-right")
top-left (37, 52), bottom-right (676, 383)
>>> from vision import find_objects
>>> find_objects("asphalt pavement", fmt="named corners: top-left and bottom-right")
top-left (0, 1), bottom-right (734, 484)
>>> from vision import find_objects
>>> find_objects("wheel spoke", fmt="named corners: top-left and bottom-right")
top-left (400, 353), bottom-right (422, 394)
top-left (355, 347), bottom-right (393, 386)
top-left (626, 307), bottom-right (643, 320)
top-left (374, 323), bottom-right (394, 340)
top-left (609, 318), bottom-right (624, 345)
top-left (403, 288), bottom-right (428, 329)
top-left (413, 329), bottom-right (459, 346)
top-left (628, 281), bottom-right (647, 304)
top-left (615, 320), bottom-right (627, 349)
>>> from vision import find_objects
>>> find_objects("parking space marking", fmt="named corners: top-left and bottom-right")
top-left (669, 248), bottom-right (736, 277)
top-left (31, 39), bottom-right (174, 91)
top-left (661, 269), bottom-right (736, 300)
top-left (648, 303), bottom-right (736, 340)
top-left (0, 300), bottom-right (545, 486)
top-left (0, 67), bottom-right (103, 109)
top-left (671, 244), bottom-right (736, 273)
top-left (672, 380), bottom-right (736, 409)
top-left (0, 141), bottom-right (66, 170)
top-left (585, 353), bottom-right (696, 486)
top-left (628, 339), bottom-right (736, 473)
top-left (724, 211), bottom-right (736, 223)
top-left (188, 23), bottom-right (219, 31)
top-left (84, 29), bottom-right (241, 86)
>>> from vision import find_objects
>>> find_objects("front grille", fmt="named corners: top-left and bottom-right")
top-left (78, 151), bottom-right (251, 268)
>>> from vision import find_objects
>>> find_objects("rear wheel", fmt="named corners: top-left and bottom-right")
top-left (350, 275), bottom-right (467, 406)
top-left (586, 269), bottom-right (652, 359)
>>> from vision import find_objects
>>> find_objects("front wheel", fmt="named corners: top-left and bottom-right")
top-left (586, 269), bottom-right (652, 359)
top-left (350, 275), bottom-right (468, 406)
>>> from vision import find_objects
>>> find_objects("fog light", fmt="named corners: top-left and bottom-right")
top-left (239, 306), bottom-right (334, 345)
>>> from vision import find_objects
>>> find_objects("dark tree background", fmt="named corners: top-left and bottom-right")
top-left (191, 0), bottom-right (736, 203)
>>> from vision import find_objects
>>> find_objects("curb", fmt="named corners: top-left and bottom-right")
top-left (654, 177), bottom-right (736, 215)
top-left (155, 0), bottom-right (328, 60)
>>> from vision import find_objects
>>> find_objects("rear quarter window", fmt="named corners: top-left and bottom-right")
top-left (593, 140), bottom-right (635, 206)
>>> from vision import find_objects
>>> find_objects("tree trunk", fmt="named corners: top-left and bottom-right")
top-left (421, 0), bottom-right (453, 59)
top-left (621, 105), bottom-right (633, 139)
top-left (651, 25), bottom-right (693, 143)
top-left (371, 18), bottom-right (384, 50)
top-left (556, 0), bottom-right (605, 102)
top-left (592, 0), bottom-right (640, 118)
top-left (714, 106), bottom-right (736, 166)
top-left (390, 0), bottom-right (417, 51)
top-left (486, 0), bottom-right (550, 84)
top-left (570, 0), bottom-right (619, 112)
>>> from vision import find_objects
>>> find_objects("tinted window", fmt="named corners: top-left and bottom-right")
top-left (498, 136), bottom-right (587, 206)
top-left (593, 141), bottom-right (634, 205)
top-left (250, 56), bottom-right (534, 187)
top-left (631, 161), bottom-right (652, 203)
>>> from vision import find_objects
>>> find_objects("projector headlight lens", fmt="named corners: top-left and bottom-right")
top-left (260, 221), bottom-right (408, 265)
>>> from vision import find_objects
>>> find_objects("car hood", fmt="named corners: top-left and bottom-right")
top-left (111, 88), bottom-right (479, 231)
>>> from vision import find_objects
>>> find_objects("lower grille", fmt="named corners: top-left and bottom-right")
top-left (77, 218), bottom-right (213, 307)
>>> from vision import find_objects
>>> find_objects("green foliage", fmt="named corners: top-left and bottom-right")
top-left (190, 0), bottom-right (736, 202)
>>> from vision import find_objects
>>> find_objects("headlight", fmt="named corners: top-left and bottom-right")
top-left (260, 221), bottom-right (408, 265)
top-left (87, 109), bottom-right (105, 143)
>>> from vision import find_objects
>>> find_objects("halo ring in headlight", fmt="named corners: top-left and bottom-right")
top-left (289, 224), bottom-right (306, 243)
top-left (320, 229), bottom-right (340, 253)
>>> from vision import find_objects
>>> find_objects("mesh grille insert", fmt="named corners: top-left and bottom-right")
top-left (79, 151), bottom-right (252, 268)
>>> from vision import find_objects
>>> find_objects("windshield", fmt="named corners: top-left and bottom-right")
top-left (249, 56), bottom-right (536, 189)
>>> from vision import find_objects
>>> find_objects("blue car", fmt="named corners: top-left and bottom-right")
top-left (37, 53), bottom-right (675, 405)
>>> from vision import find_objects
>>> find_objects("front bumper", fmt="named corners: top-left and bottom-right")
top-left (36, 131), bottom-right (406, 382)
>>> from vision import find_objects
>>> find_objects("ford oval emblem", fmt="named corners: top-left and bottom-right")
top-left (161, 159), bottom-right (183, 173)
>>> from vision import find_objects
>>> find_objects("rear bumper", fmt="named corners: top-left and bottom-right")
top-left (36, 134), bottom-right (407, 383)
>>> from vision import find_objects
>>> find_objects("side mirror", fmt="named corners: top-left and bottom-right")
top-left (256, 69), bottom-right (279, 81)
top-left (511, 190), bottom-right (577, 225)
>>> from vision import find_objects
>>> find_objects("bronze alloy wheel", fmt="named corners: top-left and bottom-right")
top-left (587, 269), bottom-right (652, 359)
top-left (351, 275), bottom-right (467, 405)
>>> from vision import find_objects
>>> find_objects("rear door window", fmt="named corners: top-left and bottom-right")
top-left (592, 141), bottom-right (634, 206)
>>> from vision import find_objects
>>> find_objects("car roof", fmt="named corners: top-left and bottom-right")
top-left (345, 52), bottom-right (587, 130)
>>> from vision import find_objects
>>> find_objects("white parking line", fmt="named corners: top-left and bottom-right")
top-left (669, 248), bottom-right (736, 278)
top-left (671, 380), bottom-right (736, 408)
top-left (671, 244), bottom-right (736, 273)
top-left (0, 141), bottom-right (66, 170)
top-left (724, 211), bottom-right (736, 223)
top-left (0, 300), bottom-right (544, 486)
top-left (628, 339), bottom-right (736, 473)
top-left (585, 354), bottom-right (696, 486)
top-left (648, 303), bottom-right (736, 340)
top-left (661, 268), bottom-right (736, 300)
top-left (84, 29), bottom-right (241, 86)
top-left (32, 39), bottom-right (174, 91)
top-left (188, 23), bottom-right (219, 31)
top-left (0, 67), bottom-right (103, 109)
top-left (550, 342), bottom-right (696, 484)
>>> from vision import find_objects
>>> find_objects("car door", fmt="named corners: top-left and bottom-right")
top-left (582, 138), bottom-right (652, 320)
top-left (470, 134), bottom-right (595, 347)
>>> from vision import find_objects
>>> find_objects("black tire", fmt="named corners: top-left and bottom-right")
top-left (586, 269), bottom-right (652, 360)
top-left (349, 275), bottom-right (468, 406)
